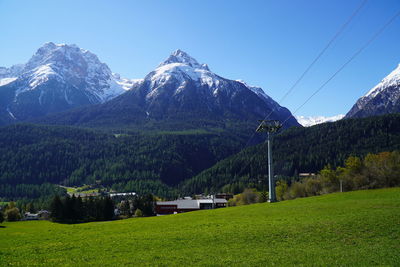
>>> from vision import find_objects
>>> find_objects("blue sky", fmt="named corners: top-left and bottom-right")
top-left (1, 0), bottom-right (399, 117)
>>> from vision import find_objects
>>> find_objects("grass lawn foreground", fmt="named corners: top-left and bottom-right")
top-left (0, 188), bottom-right (399, 266)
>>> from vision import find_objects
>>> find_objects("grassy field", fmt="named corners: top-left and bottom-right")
top-left (1, 188), bottom-right (399, 266)
top-left (61, 185), bottom-right (99, 195)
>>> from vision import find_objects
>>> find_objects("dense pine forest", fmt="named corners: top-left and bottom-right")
top-left (1, 113), bottom-right (399, 201)
top-left (180, 114), bottom-right (400, 194)
top-left (0, 124), bottom-right (244, 200)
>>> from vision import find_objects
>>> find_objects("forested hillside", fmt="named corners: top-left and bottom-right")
top-left (0, 124), bottom-right (244, 199)
top-left (180, 113), bottom-right (400, 194)
top-left (2, 113), bottom-right (399, 200)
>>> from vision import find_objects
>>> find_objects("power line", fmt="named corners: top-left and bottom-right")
top-left (241, 0), bottom-right (368, 149)
top-left (281, 9), bottom-right (400, 127)
top-left (262, 0), bottom-right (368, 122)
top-left (235, 6), bottom-right (399, 182)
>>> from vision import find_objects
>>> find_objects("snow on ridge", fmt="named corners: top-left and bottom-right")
top-left (29, 64), bottom-right (60, 88)
top-left (236, 80), bottom-right (269, 99)
top-left (115, 78), bottom-right (143, 91)
top-left (0, 77), bottom-right (17, 86)
top-left (149, 61), bottom-right (219, 92)
top-left (296, 114), bottom-right (345, 127)
top-left (159, 49), bottom-right (204, 69)
top-left (365, 64), bottom-right (400, 99)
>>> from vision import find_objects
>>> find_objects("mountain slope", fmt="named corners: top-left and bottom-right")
top-left (0, 124), bottom-right (245, 199)
top-left (180, 113), bottom-right (400, 194)
top-left (346, 64), bottom-right (400, 118)
top-left (0, 42), bottom-right (136, 124)
top-left (37, 49), bottom-right (299, 129)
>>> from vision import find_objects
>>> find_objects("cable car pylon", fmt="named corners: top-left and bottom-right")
top-left (256, 120), bottom-right (282, 202)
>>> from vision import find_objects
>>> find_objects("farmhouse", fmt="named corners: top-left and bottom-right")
top-left (156, 196), bottom-right (227, 215)
top-left (24, 212), bottom-right (39, 220)
top-left (24, 210), bottom-right (50, 220)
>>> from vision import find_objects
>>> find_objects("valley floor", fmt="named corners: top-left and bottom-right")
top-left (0, 188), bottom-right (399, 266)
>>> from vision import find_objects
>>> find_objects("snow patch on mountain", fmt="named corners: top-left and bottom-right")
top-left (365, 64), bottom-right (400, 98)
top-left (296, 114), bottom-right (344, 127)
top-left (0, 77), bottom-right (17, 86)
top-left (146, 50), bottom-right (224, 99)
top-left (6, 107), bottom-right (16, 120)
top-left (150, 63), bottom-right (219, 89)
top-left (158, 49), bottom-right (206, 69)
top-left (114, 74), bottom-right (143, 91)
top-left (28, 64), bottom-right (60, 88)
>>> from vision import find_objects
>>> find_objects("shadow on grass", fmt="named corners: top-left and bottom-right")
top-left (0, 226), bottom-right (6, 228)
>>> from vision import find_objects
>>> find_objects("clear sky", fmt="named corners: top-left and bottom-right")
top-left (1, 0), bottom-right (399, 117)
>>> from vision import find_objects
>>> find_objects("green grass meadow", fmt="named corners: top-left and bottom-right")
top-left (1, 188), bottom-right (399, 266)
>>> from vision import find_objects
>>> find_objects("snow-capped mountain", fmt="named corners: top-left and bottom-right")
top-left (133, 49), bottom-right (298, 124)
top-left (39, 49), bottom-right (299, 128)
top-left (0, 42), bottom-right (136, 123)
top-left (346, 64), bottom-right (400, 118)
top-left (296, 114), bottom-right (345, 127)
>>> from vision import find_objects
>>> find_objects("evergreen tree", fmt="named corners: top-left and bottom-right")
top-left (102, 197), bottom-right (114, 221)
top-left (50, 195), bottom-right (64, 221)
top-left (63, 195), bottom-right (73, 222)
top-left (0, 210), bottom-right (4, 224)
top-left (120, 200), bottom-right (131, 217)
top-left (74, 196), bottom-right (84, 221)
top-left (26, 202), bottom-right (36, 213)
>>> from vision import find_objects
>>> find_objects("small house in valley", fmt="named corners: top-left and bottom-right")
top-left (156, 196), bottom-right (227, 215)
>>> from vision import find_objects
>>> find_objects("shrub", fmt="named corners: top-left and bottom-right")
top-left (276, 180), bottom-right (288, 200)
top-left (5, 208), bottom-right (21, 222)
top-left (289, 182), bottom-right (306, 199)
top-left (134, 209), bottom-right (143, 217)
top-left (304, 178), bottom-right (322, 196)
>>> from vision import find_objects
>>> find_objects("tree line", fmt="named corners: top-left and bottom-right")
top-left (275, 151), bottom-right (400, 200)
top-left (180, 113), bottom-right (400, 194)
top-left (50, 195), bottom-right (115, 223)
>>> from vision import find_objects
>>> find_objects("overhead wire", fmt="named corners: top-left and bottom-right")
top-left (235, 4), bottom-right (400, 180)
top-left (267, 0), bottom-right (368, 117)
top-left (241, 0), bottom-right (368, 149)
top-left (281, 9), bottom-right (400, 127)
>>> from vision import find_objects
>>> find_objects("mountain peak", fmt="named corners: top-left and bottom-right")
top-left (346, 63), bottom-right (400, 118)
top-left (159, 49), bottom-right (203, 69)
top-left (27, 42), bottom-right (95, 70)
top-left (364, 63), bottom-right (400, 98)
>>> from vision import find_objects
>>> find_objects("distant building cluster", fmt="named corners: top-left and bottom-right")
top-left (24, 210), bottom-right (50, 220)
top-left (156, 194), bottom-right (232, 215)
